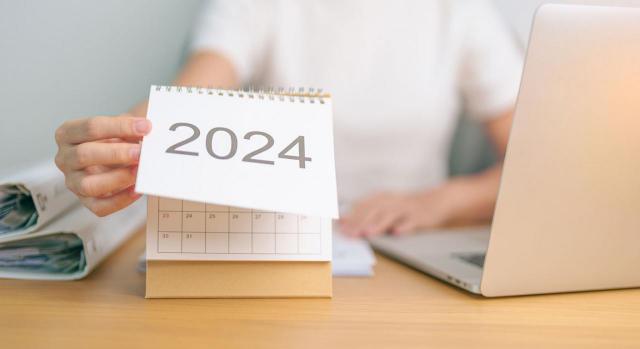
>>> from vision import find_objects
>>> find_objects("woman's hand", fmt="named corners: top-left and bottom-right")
top-left (339, 187), bottom-right (456, 237)
top-left (54, 115), bottom-right (152, 216)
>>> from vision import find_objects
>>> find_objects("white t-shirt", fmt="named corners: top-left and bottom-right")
top-left (191, 0), bottom-right (523, 207)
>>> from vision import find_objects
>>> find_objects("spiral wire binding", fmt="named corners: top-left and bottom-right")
top-left (153, 85), bottom-right (330, 104)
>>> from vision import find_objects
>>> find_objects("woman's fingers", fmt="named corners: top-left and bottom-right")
top-left (362, 210), bottom-right (403, 236)
top-left (340, 208), bottom-right (365, 236)
top-left (344, 211), bottom-right (377, 236)
top-left (348, 206), bottom-right (404, 237)
top-left (80, 187), bottom-right (141, 217)
top-left (340, 199), bottom-right (374, 231)
top-left (55, 115), bottom-right (151, 145)
top-left (61, 142), bottom-right (141, 170)
top-left (66, 166), bottom-right (137, 198)
top-left (54, 114), bottom-right (150, 217)
top-left (341, 194), bottom-right (399, 236)
top-left (341, 203), bottom-right (386, 236)
top-left (390, 218), bottom-right (417, 236)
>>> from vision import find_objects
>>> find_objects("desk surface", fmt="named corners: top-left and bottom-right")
top-left (1, 229), bottom-right (639, 349)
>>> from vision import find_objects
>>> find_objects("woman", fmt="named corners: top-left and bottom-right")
top-left (54, 0), bottom-right (522, 237)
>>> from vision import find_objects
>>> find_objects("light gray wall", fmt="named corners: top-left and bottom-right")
top-left (495, 0), bottom-right (640, 43)
top-left (0, 0), bottom-right (202, 173)
top-left (1, 0), bottom-right (638, 173)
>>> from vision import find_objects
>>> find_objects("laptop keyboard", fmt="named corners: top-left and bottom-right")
top-left (453, 252), bottom-right (486, 268)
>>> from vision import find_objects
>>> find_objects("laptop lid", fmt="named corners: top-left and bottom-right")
top-left (481, 4), bottom-right (640, 297)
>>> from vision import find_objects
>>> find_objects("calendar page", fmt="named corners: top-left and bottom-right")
top-left (146, 196), bottom-right (331, 261)
top-left (136, 86), bottom-right (339, 219)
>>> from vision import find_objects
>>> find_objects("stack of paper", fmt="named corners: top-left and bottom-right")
top-left (331, 232), bottom-right (376, 277)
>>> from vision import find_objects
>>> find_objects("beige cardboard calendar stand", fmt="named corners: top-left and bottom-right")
top-left (146, 260), bottom-right (332, 298)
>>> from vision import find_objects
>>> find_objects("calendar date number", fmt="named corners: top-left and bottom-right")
top-left (164, 122), bottom-right (312, 168)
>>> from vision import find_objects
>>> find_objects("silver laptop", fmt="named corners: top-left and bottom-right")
top-left (369, 4), bottom-right (640, 297)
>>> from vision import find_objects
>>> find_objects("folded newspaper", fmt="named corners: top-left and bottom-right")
top-left (0, 199), bottom-right (145, 280)
top-left (1, 161), bottom-right (77, 237)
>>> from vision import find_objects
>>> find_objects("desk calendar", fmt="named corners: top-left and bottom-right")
top-left (137, 86), bottom-right (337, 263)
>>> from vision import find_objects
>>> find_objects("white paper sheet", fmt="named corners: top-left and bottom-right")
top-left (136, 86), bottom-right (339, 219)
top-left (332, 232), bottom-right (376, 277)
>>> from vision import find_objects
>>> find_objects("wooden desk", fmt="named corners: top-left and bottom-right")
top-left (1, 230), bottom-right (639, 349)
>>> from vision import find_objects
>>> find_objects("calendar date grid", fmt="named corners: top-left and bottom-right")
top-left (156, 198), bottom-right (322, 255)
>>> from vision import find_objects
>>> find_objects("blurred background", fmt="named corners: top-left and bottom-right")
top-left (1, 0), bottom-right (639, 175)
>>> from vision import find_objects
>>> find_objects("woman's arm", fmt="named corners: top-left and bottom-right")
top-left (434, 109), bottom-right (512, 224)
top-left (55, 51), bottom-right (238, 216)
top-left (340, 109), bottom-right (513, 236)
